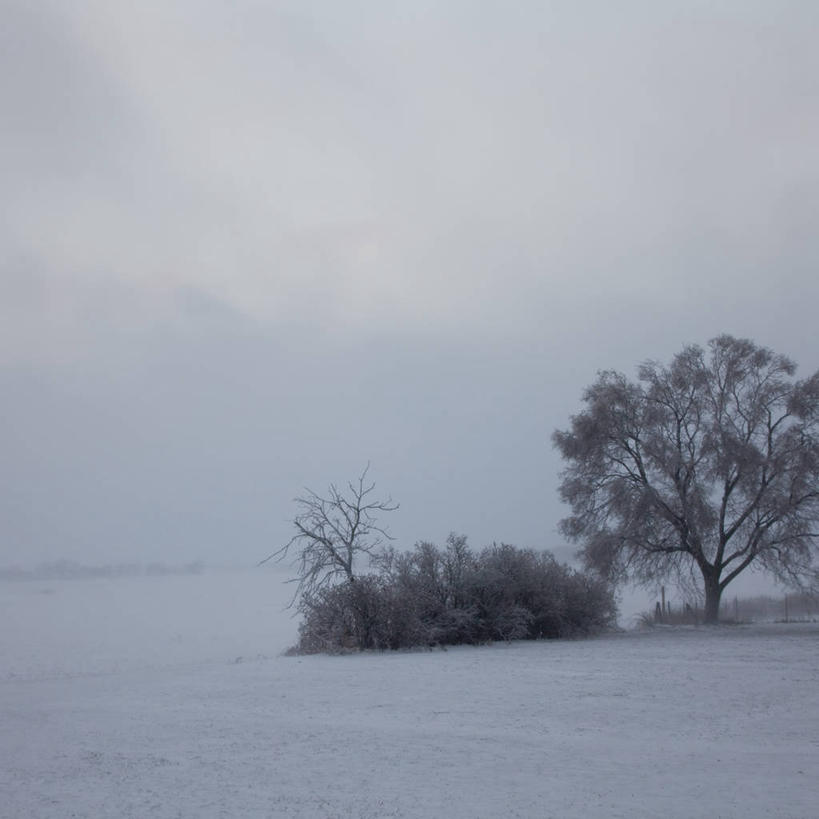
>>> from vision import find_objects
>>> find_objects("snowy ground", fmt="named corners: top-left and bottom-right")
top-left (2, 569), bottom-right (818, 818)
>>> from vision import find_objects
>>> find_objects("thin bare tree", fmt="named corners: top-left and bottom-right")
top-left (260, 465), bottom-right (398, 604)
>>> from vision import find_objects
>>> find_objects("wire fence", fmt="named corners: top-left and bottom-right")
top-left (646, 591), bottom-right (819, 625)
top-left (723, 592), bottom-right (819, 623)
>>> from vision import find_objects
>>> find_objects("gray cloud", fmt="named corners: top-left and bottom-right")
top-left (2, 1), bottom-right (817, 569)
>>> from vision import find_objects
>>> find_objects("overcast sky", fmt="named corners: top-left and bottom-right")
top-left (2, 1), bottom-right (817, 571)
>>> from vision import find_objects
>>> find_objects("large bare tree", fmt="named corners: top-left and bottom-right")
top-left (553, 335), bottom-right (819, 623)
top-left (260, 466), bottom-right (398, 604)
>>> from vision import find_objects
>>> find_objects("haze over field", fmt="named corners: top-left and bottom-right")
top-left (2, 2), bottom-right (818, 577)
top-left (2, 571), bottom-right (818, 818)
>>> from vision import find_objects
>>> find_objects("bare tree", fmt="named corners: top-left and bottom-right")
top-left (260, 466), bottom-right (398, 604)
top-left (553, 335), bottom-right (819, 623)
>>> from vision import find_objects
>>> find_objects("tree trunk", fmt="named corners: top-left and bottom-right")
top-left (703, 574), bottom-right (722, 624)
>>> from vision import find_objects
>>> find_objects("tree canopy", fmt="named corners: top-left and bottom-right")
top-left (553, 335), bottom-right (819, 622)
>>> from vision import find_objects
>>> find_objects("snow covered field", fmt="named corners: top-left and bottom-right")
top-left (2, 569), bottom-right (818, 818)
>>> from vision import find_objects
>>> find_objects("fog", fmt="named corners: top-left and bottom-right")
top-left (2, 1), bottom-right (817, 581)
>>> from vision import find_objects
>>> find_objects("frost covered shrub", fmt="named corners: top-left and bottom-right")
top-left (463, 544), bottom-right (615, 641)
top-left (295, 583), bottom-right (359, 654)
top-left (556, 566), bottom-right (619, 635)
top-left (293, 539), bottom-right (615, 653)
top-left (296, 575), bottom-right (427, 653)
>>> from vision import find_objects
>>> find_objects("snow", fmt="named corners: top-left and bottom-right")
top-left (2, 570), bottom-right (818, 818)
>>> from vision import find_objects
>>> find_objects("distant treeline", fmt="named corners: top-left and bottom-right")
top-left (0, 560), bottom-right (205, 582)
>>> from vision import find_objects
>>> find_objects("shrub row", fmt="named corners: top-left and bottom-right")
top-left (294, 536), bottom-right (616, 653)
